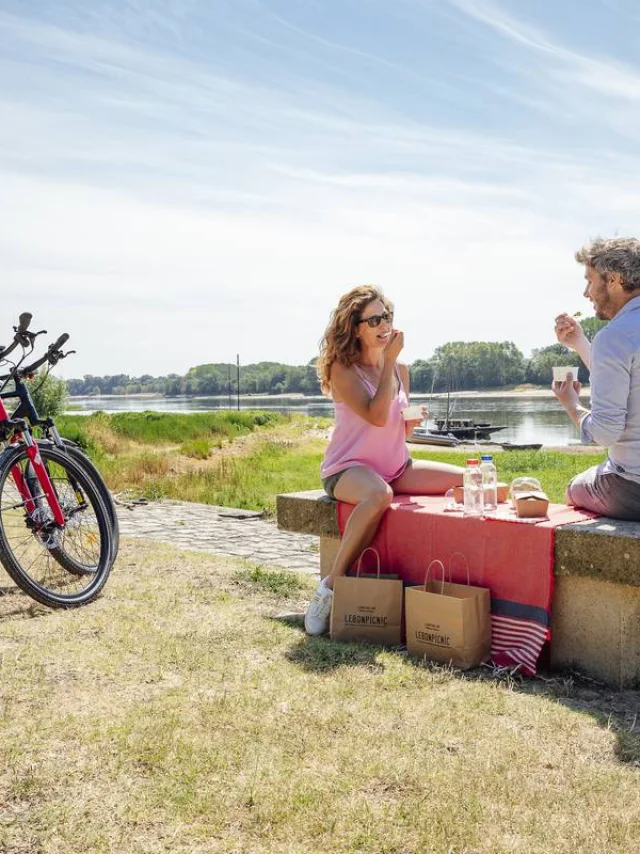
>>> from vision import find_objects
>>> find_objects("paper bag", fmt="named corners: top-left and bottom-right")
top-left (330, 547), bottom-right (403, 646)
top-left (405, 555), bottom-right (491, 669)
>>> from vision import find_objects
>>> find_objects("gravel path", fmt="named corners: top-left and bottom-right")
top-left (117, 500), bottom-right (320, 575)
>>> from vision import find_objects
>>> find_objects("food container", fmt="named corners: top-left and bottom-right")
top-left (552, 366), bottom-right (579, 383)
top-left (514, 491), bottom-right (549, 518)
top-left (402, 405), bottom-right (426, 421)
top-left (509, 477), bottom-right (543, 509)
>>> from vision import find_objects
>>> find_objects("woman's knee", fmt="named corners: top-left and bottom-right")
top-left (365, 483), bottom-right (393, 513)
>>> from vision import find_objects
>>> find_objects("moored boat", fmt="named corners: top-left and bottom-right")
top-left (430, 418), bottom-right (508, 441)
top-left (410, 427), bottom-right (460, 447)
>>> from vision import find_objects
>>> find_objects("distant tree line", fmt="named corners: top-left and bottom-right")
top-left (67, 319), bottom-right (606, 397)
top-left (66, 362), bottom-right (322, 397)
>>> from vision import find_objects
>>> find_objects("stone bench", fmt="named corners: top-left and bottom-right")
top-left (276, 490), bottom-right (640, 688)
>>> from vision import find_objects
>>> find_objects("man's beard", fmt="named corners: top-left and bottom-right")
top-left (594, 301), bottom-right (613, 320)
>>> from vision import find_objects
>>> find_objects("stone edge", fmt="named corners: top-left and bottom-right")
top-left (276, 490), bottom-right (339, 538)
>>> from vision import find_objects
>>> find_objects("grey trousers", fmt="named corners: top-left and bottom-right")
top-left (567, 465), bottom-right (640, 521)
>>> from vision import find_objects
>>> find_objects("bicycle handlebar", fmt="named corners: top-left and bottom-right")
top-left (16, 334), bottom-right (72, 376)
top-left (0, 314), bottom-right (72, 382)
top-left (0, 312), bottom-right (34, 359)
top-left (51, 332), bottom-right (69, 351)
top-left (18, 312), bottom-right (32, 333)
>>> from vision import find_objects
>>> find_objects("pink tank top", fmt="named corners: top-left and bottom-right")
top-left (321, 364), bottom-right (410, 482)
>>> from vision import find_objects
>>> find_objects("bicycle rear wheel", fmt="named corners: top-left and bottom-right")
top-left (0, 444), bottom-right (113, 608)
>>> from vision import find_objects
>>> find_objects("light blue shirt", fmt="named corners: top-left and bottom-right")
top-left (580, 294), bottom-right (640, 484)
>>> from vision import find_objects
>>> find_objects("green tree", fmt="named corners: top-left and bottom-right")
top-left (25, 370), bottom-right (68, 417)
top-left (425, 341), bottom-right (525, 390)
top-left (526, 344), bottom-right (573, 385)
top-left (580, 317), bottom-right (608, 341)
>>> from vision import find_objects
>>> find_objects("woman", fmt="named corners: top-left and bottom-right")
top-left (305, 285), bottom-right (464, 635)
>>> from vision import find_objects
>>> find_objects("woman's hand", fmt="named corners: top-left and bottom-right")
top-left (404, 405), bottom-right (429, 437)
top-left (554, 313), bottom-right (587, 351)
top-left (384, 329), bottom-right (404, 364)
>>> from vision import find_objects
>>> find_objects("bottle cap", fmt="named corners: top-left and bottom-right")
top-left (480, 455), bottom-right (494, 461)
top-left (466, 459), bottom-right (479, 465)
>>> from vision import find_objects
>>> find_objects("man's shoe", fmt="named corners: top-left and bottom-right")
top-left (304, 581), bottom-right (333, 636)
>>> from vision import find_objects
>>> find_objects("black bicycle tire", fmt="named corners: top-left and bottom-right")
top-left (0, 444), bottom-right (113, 607)
top-left (37, 439), bottom-right (120, 562)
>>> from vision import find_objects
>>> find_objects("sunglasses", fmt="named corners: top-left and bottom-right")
top-left (356, 311), bottom-right (394, 328)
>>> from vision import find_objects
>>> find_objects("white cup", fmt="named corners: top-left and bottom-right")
top-left (552, 366), bottom-right (579, 383)
top-left (402, 404), bottom-right (426, 421)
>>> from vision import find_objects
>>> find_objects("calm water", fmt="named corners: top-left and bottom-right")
top-left (69, 393), bottom-right (588, 446)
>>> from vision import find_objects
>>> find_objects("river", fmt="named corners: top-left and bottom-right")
top-left (68, 392), bottom-right (589, 447)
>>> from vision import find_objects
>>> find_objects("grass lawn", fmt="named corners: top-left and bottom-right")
top-left (0, 539), bottom-right (638, 853)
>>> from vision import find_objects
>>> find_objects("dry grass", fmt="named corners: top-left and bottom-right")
top-left (0, 539), bottom-right (639, 853)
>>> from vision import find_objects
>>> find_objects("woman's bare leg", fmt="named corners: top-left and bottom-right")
top-left (390, 458), bottom-right (464, 495)
top-left (325, 466), bottom-right (393, 588)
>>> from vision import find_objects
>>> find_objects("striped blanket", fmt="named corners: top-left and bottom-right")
top-left (338, 497), bottom-right (594, 676)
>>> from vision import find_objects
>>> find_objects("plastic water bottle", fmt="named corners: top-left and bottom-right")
top-left (463, 459), bottom-right (484, 517)
top-left (480, 454), bottom-right (498, 515)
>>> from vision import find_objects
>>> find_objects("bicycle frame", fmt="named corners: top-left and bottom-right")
top-left (0, 393), bottom-right (66, 527)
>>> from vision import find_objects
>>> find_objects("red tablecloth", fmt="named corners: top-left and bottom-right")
top-left (338, 497), bottom-right (595, 675)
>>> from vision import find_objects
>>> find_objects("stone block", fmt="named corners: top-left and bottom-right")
top-left (276, 490), bottom-right (339, 538)
top-left (555, 518), bottom-right (640, 587)
top-left (551, 575), bottom-right (640, 688)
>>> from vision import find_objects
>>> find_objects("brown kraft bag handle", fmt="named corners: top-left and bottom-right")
top-left (355, 547), bottom-right (381, 578)
top-left (422, 558), bottom-right (450, 593)
top-left (449, 551), bottom-right (471, 586)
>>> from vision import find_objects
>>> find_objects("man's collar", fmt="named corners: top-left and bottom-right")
top-left (613, 293), bottom-right (640, 320)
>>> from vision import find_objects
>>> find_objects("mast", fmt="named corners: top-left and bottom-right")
top-left (445, 359), bottom-right (451, 430)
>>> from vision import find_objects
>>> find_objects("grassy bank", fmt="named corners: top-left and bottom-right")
top-left (0, 538), bottom-right (638, 853)
top-left (57, 410), bottom-right (286, 451)
top-left (54, 412), bottom-right (606, 514)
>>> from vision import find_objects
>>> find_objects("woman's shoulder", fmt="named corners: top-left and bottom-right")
top-left (331, 360), bottom-right (359, 380)
top-left (330, 360), bottom-right (363, 402)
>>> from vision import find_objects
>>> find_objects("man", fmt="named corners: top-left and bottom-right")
top-left (553, 237), bottom-right (640, 520)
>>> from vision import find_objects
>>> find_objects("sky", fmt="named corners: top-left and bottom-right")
top-left (1, 0), bottom-right (639, 378)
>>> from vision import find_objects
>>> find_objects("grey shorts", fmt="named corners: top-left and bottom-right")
top-left (322, 459), bottom-right (413, 499)
top-left (567, 465), bottom-right (640, 521)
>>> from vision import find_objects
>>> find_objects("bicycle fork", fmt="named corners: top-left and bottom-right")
top-left (14, 434), bottom-right (66, 529)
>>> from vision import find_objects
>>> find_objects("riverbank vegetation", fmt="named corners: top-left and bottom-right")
top-left (56, 412), bottom-right (606, 514)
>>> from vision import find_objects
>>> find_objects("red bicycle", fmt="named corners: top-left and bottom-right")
top-left (0, 314), bottom-right (113, 607)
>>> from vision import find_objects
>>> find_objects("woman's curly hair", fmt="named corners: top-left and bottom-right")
top-left (316, 285), bottom-right (393, 396)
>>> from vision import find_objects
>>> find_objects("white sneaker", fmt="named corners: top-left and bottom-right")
top-left (304, 581), bottom-right (333, 636)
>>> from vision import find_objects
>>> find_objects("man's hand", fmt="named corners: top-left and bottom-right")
top-left (552, 372), bottom-right (589, 430)
top-left (552, 372), bottom-right (581, 407)
top-left (554, 313), bottom-right (587, 351)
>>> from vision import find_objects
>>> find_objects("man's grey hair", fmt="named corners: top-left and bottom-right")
top-left (575, 237), bottom-right (640, 292)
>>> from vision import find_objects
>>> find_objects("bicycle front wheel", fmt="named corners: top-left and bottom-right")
top-left (0, 444), bottom-right (113, 608)
top-left (36, 438), bottom-right (119, 569)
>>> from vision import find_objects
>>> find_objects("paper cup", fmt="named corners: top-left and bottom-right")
top-left (402, 405), bottom-right (425, 421)
top-left (552, 366), bottom-right (579, 383)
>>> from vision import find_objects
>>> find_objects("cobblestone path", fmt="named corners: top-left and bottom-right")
top-left (117, 500), bottom-right (320, 575)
